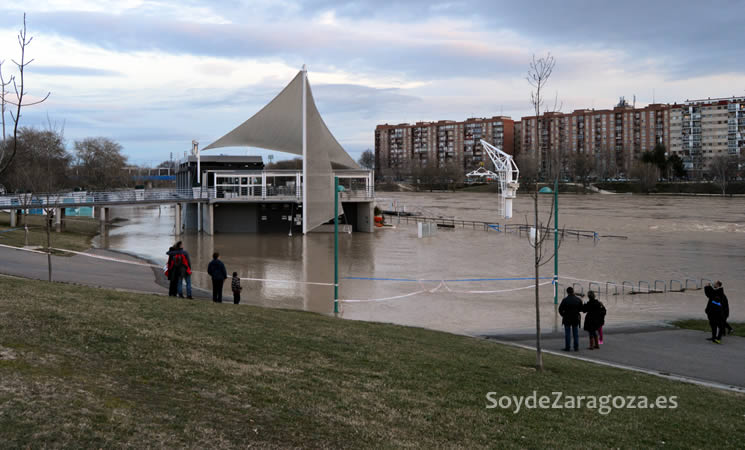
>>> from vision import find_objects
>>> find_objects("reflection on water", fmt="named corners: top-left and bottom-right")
top-left (96, 194), bottom-right (745, 335)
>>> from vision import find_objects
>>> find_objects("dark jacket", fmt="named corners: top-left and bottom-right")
top-left (582, 298), bottom-right (606, 332)
top-left (704, 285), bottom-right (729, 319)
top-left (207, 259), bottom-right (228, 281)
top-left (559, 294), bottom-right (583, 327)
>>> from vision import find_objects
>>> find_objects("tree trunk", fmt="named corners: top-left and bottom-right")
top-left (534, 190), bottom-right (543, 371)
top-left (46, 213), bottom-right (52, 282)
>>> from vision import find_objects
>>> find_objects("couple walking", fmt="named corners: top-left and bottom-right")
top-left (558, 287), bottom-right (606, 351)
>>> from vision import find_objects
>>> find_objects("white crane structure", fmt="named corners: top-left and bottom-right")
top-left (465, 139), bottom-right (520, 219)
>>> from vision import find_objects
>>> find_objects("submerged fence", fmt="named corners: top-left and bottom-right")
top-left (383, 213), bottom-right (627, 241)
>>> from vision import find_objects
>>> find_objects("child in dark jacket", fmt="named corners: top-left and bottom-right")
top-left (231, 272), bottom-right (242, 305)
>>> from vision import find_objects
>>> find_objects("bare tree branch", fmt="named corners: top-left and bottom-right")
top-left (0, 13), bottom-right (51, 177)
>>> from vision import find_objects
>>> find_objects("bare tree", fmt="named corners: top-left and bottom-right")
top-left (526, 53), bottom-right (561, 371)
top-left (357, 149), bottom-right (375, 170)
top-left (630, 162), bottom-right (658, 193)
top-left (570, 151), bottom-right (594, 190)
top-left (74, 137), bottom-right (128, 189)
top-left (0, 13), bottom-right (51, 177)
top-left (709, 154), bottom-right (735, 196)
top-left (0, 60), bottom-right (12, 143)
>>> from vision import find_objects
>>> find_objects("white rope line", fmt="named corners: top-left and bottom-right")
top-left (443, 280), bottom-right (553, 294)
top-left (0, 244), bottom-right (337, 288)
top-left (342, 280), bottom-right (443, 303)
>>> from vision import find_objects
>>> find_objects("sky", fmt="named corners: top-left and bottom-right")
top-left (0, 1), bottom-right (744, 166)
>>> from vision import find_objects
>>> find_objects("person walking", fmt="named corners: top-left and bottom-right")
top-left (231, 272), bottom-right (242, 305)
top-left (704, 282), bottom-right (727, 344)
top-left (207, 252), bottom-right (227, 303)
top-left (582, 291), bottom-right (606, 350)
top-left (558, 287), bottom-right (583, 352)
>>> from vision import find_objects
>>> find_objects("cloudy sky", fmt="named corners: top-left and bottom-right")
top-left (1, 1), bottom-right (744, 165)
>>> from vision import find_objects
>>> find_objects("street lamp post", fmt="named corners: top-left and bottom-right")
top-left (334, 177), bottom-right (344, 314)
top-left (539, 183), bottom-right (559, 305)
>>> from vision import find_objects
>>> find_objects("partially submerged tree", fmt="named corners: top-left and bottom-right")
top-left (630, 162), bottom-right (658, 193)
top-left (709, 154), bottom-right (735, 196)
top-left (0, 13), bottom-right (51, 177)
top-left (570, 151), bottom-right (593, 190)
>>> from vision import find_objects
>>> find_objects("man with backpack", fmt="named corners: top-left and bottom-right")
top-left (166, 242), bottom-right (191, 298)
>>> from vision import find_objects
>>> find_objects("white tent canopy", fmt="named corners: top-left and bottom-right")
top-left (204, 68), bottom-right (359, 233)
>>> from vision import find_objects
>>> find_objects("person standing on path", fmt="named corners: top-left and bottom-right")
top-left (713, 281), bottom-right (734, 335)
top-left (174, 241), bottom-right (193, 299)
top-left (558, 287), bottom-right (583, 352)
top-left (581, 291), bottom-right (606, 350)
top-left (704, 282), bottom-right (727, 344)
top-left (231, 272), bottom-right (242, 305)
top-left (207, 252), bottom-right (227, 303)
top-left (166, 245), bottom-right (188, 297)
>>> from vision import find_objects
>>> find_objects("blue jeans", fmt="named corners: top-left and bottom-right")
top-left (178, 274), bottom-right (192, 297)
top-left (564, 325), bottom-right (579, 350)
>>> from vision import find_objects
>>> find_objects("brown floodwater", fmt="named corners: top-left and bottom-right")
top-left (95, 193), bottom-right (745, 335)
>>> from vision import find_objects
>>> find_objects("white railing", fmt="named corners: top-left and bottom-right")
top-left (0, 188), bottom-right (206, 208)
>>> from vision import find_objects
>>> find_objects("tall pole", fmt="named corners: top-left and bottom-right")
top-left (553, 177), bottom-right (559, 305)
top-left (334, 176), bottom-right (339, 314)
top-left (301, 65), bottom-right (308, 234)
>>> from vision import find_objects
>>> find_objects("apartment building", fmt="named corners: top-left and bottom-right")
top-left (375, 116), bottom-right (514, 179)
top-left (519, 98), bottom-right (671, 177)
top-left (669, 97), bottom-right (745, 176)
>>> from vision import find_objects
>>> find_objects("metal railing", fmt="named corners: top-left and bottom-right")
top-left (0, 188), bottom-right (206, 208)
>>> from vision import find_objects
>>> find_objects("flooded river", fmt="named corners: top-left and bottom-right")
top-left (95, 193), bottom-right (745, 335)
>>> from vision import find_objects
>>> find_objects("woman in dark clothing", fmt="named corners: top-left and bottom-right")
top-left (704, 282), bottom-right (728, 343)
top-left (582, 291), bottom-right (606, 350)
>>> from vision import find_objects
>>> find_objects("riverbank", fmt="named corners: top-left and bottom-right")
top-left (0, 276), bottom-right (743, 447)
top-left (0, 211), bottom-right (99, 252)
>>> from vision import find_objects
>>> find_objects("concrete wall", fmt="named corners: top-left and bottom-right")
top-left (356, 201), bottom-right (374, 233)
top-left (184, 203), bottom-right (199, 231)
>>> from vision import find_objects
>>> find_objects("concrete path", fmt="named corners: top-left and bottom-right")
top-left (490, 327), bottom-right (745, 390)
top-left (0, 245), bottom-right (214, 300)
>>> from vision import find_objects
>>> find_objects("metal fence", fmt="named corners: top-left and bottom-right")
top-left (0, 188), bottom-right (206, 208)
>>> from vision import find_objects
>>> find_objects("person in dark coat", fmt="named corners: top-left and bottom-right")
top-left (558, 287), bottom-right (583, 351)
top-left (705, 282), bottom-right (729, 343)
top-left (582, 291), bottom-right (605, 350)
top-left (207, 252), bottom-right (228, 303)
top-left (714, 281), bottom-right (734, 335)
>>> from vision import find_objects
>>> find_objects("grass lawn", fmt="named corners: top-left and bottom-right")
top-left (673, 319), bottom-right (745, 338)
top-left (0, 212), bottom-right (98, 252)
top-left (0, 277), bottom-right (743, 448)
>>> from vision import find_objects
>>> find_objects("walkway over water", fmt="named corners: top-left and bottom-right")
top-left (0, 169), bottom-right (375, 210)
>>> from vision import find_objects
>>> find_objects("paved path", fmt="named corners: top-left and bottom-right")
top-left (489, 327), bottom-right (745, 390)
top-left (0, 245), bottom-right (214, 300)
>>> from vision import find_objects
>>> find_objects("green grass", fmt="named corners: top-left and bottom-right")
top-left (673, 319), bottom-right (745, 337)
top-left (0, 212), bottom-right (98, 252)
top-left (0, 277), bottom-right (743, 448)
